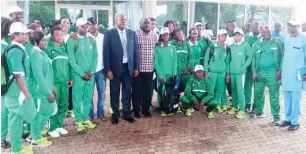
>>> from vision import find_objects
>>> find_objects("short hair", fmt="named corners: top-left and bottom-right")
top-left (149, 17), bottom-right (156, 22)
top-left (60, 16), bottom-right (72, 25)
top-left (115, 13), bottom-right (125, 22)
top-left (188, 27), bottom-right (197, 39)
top-left (29, 31), bottom-right (45, 46)
top-left (52, 20), bottom-right (61, 29)
top-left (173, 29), bottom-right (183, 40)
top-left (1, 18), bottom-right (12, 38)
top-left (50, 27), bottom-right (62, 36)
top-left (262, 25), bottom-right (271, 31)
top-left (163, 20), bottom-right (174, 27)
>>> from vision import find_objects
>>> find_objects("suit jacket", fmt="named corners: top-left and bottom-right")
top-left (103, 27), bottom-right (140, 77)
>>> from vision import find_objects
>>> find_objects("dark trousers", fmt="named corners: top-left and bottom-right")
top-left (68, 87), bottom-right (73, 110)
top-left (110, 64), bottom-right (132, 120)
top-left (132, 72), bottom-right (154, 114)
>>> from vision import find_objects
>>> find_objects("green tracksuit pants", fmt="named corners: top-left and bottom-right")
top-left (253, 71), bottom-right (280, 119)
top-left (31, 98), bottom-right (55, 140)
top-left (181, 96), bottom-right (217, 112)
top-left (73, 76), bottom-right (95, 123)
top-left (5, 96), bottom-right (36, 153)
top-left (244, 66), bottom-right (253, 106)
top-left (179, 74), bottom-right (191, 92)
top-left (230, 74), bottom-right (246, 111)
top-left (221, 89), bottom-right (228, 106)
top-left (49, 83), bottom-right (69, 132)
top-left (209, 72), bottom-right (226, 106)
top-left (1, 96), bottom-right (8, 140)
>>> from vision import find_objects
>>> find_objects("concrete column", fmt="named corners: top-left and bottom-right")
top-left (142, 0), bottom-right (157, 18)
top-left (166, 2), bottom-right (173, 20)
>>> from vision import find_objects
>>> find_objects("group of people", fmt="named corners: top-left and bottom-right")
top-left (1, 5), bottom-right (306, 154)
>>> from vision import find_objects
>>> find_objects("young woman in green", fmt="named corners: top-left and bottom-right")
top-left (171, 29), bottom-right (192, 91)
top-left (154, 27), bottom-right (177, 116)
top-left (188, 28), bottom-right (205, 71)
top-left (28, 31), bottom-right (55, 148)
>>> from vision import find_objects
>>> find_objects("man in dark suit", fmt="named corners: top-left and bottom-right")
top-left (103, 13), bottom-right (140, 124)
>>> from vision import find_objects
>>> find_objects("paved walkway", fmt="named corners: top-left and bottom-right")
top-left (2, 88), bottom-right (306, 154)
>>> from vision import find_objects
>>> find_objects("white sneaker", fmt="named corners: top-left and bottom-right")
top-left (48, 130), bottom-right (60, 138)
top-left (55, 128), bottom-right (68, 135)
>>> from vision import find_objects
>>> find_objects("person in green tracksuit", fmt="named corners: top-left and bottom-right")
top-left (4, 22), bottom-right (37, 154)
top-left (28, 31), bottom-right (55, 148)
top-left (204, 29), bottom-right (230, 114)
top-left (251, 25), bottom-right (283, 125)
top-left (154, 27), bottom-right (177, 116)
top-left (226, 28), bottom-right (252, 119)
top-left (45, 27), bottom-right (72, 137)
top-left (67, 18), bottom-right (97, 131)
top-left (1, 18), bottom-right (12, 149)
top-left (171, 29), bottom-right (192, 91)
top-left (244, 21), bottom-right (262, 112)
top-left (188, 28), bottom-right (205, 70)
top-left (181, 65), bottom-right (216, 118)
top-left (194, 22), bottom-right (213, 65)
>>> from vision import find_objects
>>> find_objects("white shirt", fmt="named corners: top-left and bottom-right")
top-left (202, 29), bottom-right (214, 40)
top-left (88, 32), bottom-right (104, 72)
top-left (117, 27), bottom-right (128, 63)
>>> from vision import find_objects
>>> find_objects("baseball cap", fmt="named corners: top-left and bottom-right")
top-left (9, 22), bottom-right (30, 35)
top-left (194, 22), bottom-right (202, 27)
top-left (75, 17), bottom-right (88, 27)
top-left (194, 65), bottom-right (204, 72)
top-left (160, 27), bottom-right (170, 35)
top-left (217, 29), bottom-right (227, 36)
top-left (287, 19), bottom-right (299, 26)
top-left (87, 17), bottom-right (97, 24)
top-left (233, 28), bottom-right (244, 35)
top-left (8, 6), bottom-right (24, 15)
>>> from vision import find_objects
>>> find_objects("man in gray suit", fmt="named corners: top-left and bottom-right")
top-left (103, 13), bottom-right (140, 124)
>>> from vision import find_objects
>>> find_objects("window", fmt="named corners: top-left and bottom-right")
top-left (194, 2), bottom-right (218, 36)
top-left (156, 1), bottom-right (188, 34)
top-left (270, 7), bottom-right (291, 27)
top-left (246, 5), bottom-right (269, 24)
top-left (220, 4), bottom-right (245, 29)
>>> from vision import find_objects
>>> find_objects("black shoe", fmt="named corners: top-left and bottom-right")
top-left (280, 121), bottom-right (291, 127)
top-left (124, 117), bottom-right (136, 123)
top-left (288, 124), bottom-right (299, 131)
top-left (134, 112), bottom-right (141, 119)
top-left (112, 118), bottom-right (119, 124)
top-left (1, 140), bottom-right (8, 149)
top-left (142, 112), bottom-right (152, 117)
top-left (245, 104), bottom-right (251, 112)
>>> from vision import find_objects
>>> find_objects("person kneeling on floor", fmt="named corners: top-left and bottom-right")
top-left (181, 65), bottom-right (216, 118)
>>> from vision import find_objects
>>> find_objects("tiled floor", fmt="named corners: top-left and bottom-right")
top-left (2, 87), bottom-right (306, 154)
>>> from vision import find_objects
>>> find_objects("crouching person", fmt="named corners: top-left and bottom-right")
top-left (181, 65), bottom-right (216, 118)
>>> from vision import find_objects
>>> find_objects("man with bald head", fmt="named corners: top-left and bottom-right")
top-left (251, 25), bottom-right (283, 124)
top-left (244, 23), bottom-right (252, 36)
top-left (132, 17), bottom-right (158, 118)
top-left (103, 13), bottom-right (140, 124)
top-left (272, 22), bottom-right (284, 40)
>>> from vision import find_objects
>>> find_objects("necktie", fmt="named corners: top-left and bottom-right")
top-left (121, 31), bottom-right (127, 58)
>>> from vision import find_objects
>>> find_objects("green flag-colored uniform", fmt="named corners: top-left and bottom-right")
top-left (1, 39), bottom-right (10, 142)
top-left (181, 75), bottom-right (216, 112)
top-left (244, 34), bottom-right (262, 108)
top-left (45, 40), bottom-right (71, 132)
top-left (4, 42), bottom-right (37, 153)
top-left (252, 37), bottom-right (283, 119)
top-left (229, 41), bottom-right (252, 112)
top-left (154, 44), bottom-right (177, 105)
top-left (29, 46), bottom-right (55, 140)
top-left (171, 40), bottom-right (191, 91)
top-left (67, 36), bottom-right (98, 123)
top-left (204, 43), bottom-right (230, 107)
